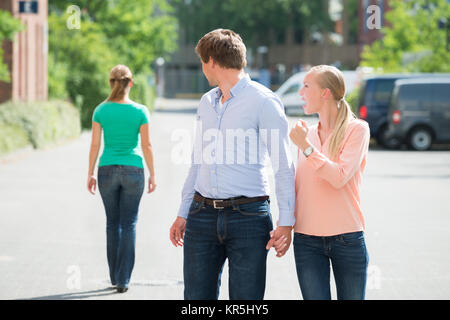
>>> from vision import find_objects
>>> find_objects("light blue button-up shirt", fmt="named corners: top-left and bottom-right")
top-left (177, 74), bottom-right (296, 226)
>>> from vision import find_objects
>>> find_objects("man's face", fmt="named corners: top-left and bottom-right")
top-left (201, 58), bottom-right (218, 86)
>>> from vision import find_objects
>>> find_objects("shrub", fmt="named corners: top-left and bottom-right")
top-left (0, 100), bottom-right (81, 155)
top-left (129, 74), bottom-right (156, 112)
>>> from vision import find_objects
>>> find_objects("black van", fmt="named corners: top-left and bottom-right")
top-left (356, 74), bottom-right (438, 147)
top-left (386, 78), bottom-right (450, 151)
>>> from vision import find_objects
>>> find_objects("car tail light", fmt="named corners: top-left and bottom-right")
top-left (359, 105), bottom-right (368, 119)
top-left (392, 110), bottom-right (401, 124)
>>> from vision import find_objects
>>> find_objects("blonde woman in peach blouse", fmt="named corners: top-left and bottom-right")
top-left (289, 65), bottom-right (370, 300)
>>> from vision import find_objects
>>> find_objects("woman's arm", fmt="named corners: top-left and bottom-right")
top-left (87, 122), bottom-right (102, 194)
top-left (305, 125), bottom-right (370, 189)
top-left (290, 120), bottom-right (370, 189)
top-left (140, 123), bottom-right (156, 193)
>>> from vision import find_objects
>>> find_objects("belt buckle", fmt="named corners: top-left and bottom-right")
top-left (213, 200), bottom-right (224, 209)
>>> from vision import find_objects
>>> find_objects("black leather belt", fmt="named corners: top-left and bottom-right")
top-left (193, 192), bottom-right (269, 209)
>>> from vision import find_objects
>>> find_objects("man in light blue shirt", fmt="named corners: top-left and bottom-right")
top-left (169, 29), bottom-right (295, 300)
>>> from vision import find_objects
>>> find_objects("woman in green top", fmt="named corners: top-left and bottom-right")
top-left (87, 64), bottom-right (156, 293)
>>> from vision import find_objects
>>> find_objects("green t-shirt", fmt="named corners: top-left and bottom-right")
top-left (92, 100), bottom-right (150, 168)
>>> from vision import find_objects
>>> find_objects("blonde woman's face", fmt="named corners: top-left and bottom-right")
top-left (299, 72), bottom-right (324, 115)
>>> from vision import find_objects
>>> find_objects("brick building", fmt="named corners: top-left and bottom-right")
top-left (0, 0), bottom-right (48, 103)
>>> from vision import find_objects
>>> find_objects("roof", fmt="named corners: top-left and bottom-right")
top-left (363, 73), bottom-right (450, 81)
top-left (395, 77), bottom-right (450, 86)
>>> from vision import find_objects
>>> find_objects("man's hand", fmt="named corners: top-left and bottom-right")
top-left (266, 226), bottom-right (293, 257)
top-left (170, 217), bottom-right (187, 247)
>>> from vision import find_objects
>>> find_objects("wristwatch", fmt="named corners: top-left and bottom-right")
top-left (303, 145), bottom-right (314, 157)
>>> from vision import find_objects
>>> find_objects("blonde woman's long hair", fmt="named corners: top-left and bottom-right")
top-left (107, 64), bottom-right (132, 102)
top-left (309, 65), bottom-right (356, 160)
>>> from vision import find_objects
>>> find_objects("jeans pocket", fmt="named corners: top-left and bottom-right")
top-left (122, 172), bottom-right (144, 190)
top-left (188, 200), bottom-right (203, 215)
top-left (337, 231), bottom-right (365, 246)
top-left (97, 172), bottom-right (112, 187)
top-left (236, 200), bottom-right (270, 216)
top-left (123, 166), bottom-right (144, 175)
top-left (98, 166), bottom-right (113, 177)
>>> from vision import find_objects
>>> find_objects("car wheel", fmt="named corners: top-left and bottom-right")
top-left (377, 125), bottom-right (401, 149)
top-left (408, 127), bottom-right (433, 151)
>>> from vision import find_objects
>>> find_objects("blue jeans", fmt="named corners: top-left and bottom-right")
top-left (97, 165), bottom-right (144, 288)
top-left (293, 231), bottom-right (369, 300)
top-left (183, 195), bottom-right (273, 300)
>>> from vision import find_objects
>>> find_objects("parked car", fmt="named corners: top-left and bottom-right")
top-left (356, 73), bottom-right (448, 147)
top-left (276, 70), bottom-right (359, 116)
top-left (386, 78), bottom-right (450, 151)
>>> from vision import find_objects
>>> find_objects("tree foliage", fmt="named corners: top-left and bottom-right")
top-left (48, 0), bottom-right (178, 128)
top-left (171, 0), bottom-right (333, 48)
top-left (0, 10), bottom-right (24, 82)
top-left (361, 0), bottom-right (450, 72)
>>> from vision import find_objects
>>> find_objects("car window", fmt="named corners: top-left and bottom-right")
top-left (397, 84), bottom-right (431, 110)
top-left (431, 84), bottom-right (450, 110)
top-left (282, 83), bottom-right (300, 96)
top-left (364, 79), bottom-right (396, 105)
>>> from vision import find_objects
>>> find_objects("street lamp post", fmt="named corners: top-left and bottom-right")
top-left (438, 17), bottom-right (449, 51)
top-left (155, 57), bottom-right (165, 98)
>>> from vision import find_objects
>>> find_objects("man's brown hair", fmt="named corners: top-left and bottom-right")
top-left (195, 29), bottom-right (247, 70)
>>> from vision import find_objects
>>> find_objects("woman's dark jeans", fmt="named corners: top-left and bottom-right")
top-left (98, 165), bottom-right (144, 288)
top-left (293, 231), bottom-right (369, 300)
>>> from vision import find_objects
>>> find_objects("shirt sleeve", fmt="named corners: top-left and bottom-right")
top-left (92, 106), bottom-right (101, 123)
top-left (305, 121), bottom-right (370, 189)
top-left (177, 148), bottom-right (200, 219)
top-left (259, 96), bottom-right (296, 227)
top-left (177, 110), bottom-right (201, 219)
top-left (140, 106), bottom-right (150, 125)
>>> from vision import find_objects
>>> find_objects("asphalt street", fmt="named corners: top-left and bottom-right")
top-left (0, 98), bottom-right (449, 300)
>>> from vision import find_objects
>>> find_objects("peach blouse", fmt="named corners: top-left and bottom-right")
top-left (294, 118), bottom-right (370, 236)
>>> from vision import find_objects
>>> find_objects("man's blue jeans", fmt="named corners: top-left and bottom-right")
top-left (98, 165), bottom-right (144, 288)
top-left (293, 231), bottom-right (369, 300)
top-left (183, 196), bottom-right (273, 300)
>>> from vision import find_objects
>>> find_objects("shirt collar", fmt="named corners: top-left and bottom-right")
top-left (214, 73), bottom-right (251, 99)
top-left (230, 73), bottom-right (251, 97)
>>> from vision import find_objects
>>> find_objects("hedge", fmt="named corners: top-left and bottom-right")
top-left (0, 100), bottom-right (81, 155)
top-left (129, 74), bottom-right (156, 114)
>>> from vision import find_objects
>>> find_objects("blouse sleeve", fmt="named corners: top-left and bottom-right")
top-left (305, 121), bottom-right (370, 189)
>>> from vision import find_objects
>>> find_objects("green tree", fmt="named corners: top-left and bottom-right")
top-left (48, 13), bottom-right (117, 127)
top-left (48, 0), bottom-right (178, 128)
top-left (49, 0), bottom-right (178, 74)
top-left (0, 10), bottom-right (24, 82)
top-left (172, 0), bottom-right (333, 48)
top-left (360, 0), bottom-right (450, 72)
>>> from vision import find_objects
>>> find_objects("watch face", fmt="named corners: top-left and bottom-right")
top-left (304, 146), bottom-right (313, 156)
